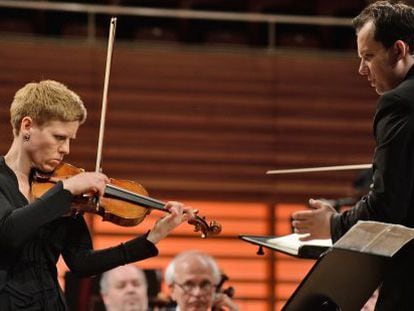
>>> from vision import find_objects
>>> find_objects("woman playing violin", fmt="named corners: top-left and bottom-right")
top-left (0, 80), bottom-right (189, 310)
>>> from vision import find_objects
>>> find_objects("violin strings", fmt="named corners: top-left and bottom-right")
top-left (105, 184), bottom-right (166, 211)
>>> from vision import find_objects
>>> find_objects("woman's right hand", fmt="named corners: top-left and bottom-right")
top-left (62, 172), bottom-right (109, 198)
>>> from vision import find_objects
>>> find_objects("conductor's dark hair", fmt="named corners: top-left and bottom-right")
top-left (353, 1), bottom-right (414, 51)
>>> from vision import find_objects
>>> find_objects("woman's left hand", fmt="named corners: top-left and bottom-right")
top-left (146, 201), bottom-right (189, 244)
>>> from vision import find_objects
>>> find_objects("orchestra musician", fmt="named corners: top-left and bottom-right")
top-left (100, 265), bottom-right (149, 311)
top-left (0, 80), bottom-right (190, 310)
top-left (291, 1), bottom-right (414, 309)
top-left (164, 250), bottom-right (238, 311)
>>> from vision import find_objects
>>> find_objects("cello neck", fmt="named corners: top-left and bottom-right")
top-left (104, 183), bottom-right (167, 212)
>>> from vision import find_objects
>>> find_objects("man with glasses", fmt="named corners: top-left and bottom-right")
top-left (165, 250), bottom-right (238, 311)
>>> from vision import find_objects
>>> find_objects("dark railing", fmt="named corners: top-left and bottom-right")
top-left (0, 0), bottom-right (352, 48)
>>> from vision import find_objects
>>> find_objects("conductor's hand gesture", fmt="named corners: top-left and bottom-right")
top-left (291, 199), bottom-right (337, 240)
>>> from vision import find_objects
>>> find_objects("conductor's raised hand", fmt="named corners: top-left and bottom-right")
top-left (291, 198), bottom-right (337, 240)
top-left (146, 201), bottom-right (190, 244)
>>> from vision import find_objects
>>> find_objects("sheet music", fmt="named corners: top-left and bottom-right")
top-left (266, 233), bottom-right (332, 256)
top-left (334, 220), bottom-right (414, 257)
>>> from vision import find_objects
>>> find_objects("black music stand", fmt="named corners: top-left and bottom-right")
top-left (283, 221), bottom-right (414, 310)
top-left (282, 248), bottom-right (388, 310)
top-left (239, 234), bottom-right (331, 259)
top-left (240, 221), bottom-right (414, 311)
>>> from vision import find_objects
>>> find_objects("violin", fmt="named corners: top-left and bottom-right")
top-left (31, 162), bottom-right (222, 238)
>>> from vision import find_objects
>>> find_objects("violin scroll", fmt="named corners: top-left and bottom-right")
top-left (212, 272), bottom-right (235, 311)
top-left (216, 273), bottom-right (235, 297)
top-left (188, 215), bottom-right (222, 238)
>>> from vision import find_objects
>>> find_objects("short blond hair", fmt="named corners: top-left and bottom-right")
top-left (10, 80), bottom-right (87, 135)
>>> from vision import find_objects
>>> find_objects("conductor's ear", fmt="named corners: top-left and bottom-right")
top-left (391, 40), bottom-right (408, 63)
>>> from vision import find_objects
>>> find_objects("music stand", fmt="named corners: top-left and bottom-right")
top-left (282, 248), bottom-right (388, 310)
top-left (283, 221), bottom-right (414, 310)
top-left (240, 221), bottom-right (414, 311)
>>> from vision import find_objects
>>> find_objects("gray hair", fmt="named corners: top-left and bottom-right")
top-left (165, 250), bottom-right (221, 286)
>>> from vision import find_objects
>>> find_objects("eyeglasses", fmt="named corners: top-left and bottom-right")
top-left (173, 280), bottom-right (216, 294)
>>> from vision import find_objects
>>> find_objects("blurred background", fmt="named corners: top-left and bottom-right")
top-left (0, 0), bottom-right (388, 310)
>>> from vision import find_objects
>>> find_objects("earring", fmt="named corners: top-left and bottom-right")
top-left (23, 133), bottom-right (30, 142)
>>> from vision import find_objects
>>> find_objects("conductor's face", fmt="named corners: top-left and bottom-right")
top-left (357, 21), bottom-right (400, 95)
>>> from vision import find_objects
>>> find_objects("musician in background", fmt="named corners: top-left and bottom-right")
top-left (100, 265), bottom-right (148, 311)
top-left (291, 1), bottom-right (414, 309)
top-left (165, 250), bottom-right (238, 311)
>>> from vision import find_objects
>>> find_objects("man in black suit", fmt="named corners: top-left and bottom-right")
top-left (291, 1), bottom-right (414, 309)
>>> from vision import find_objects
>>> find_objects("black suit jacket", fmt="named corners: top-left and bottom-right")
top-left (331, 65), bottom-right (414, 310)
